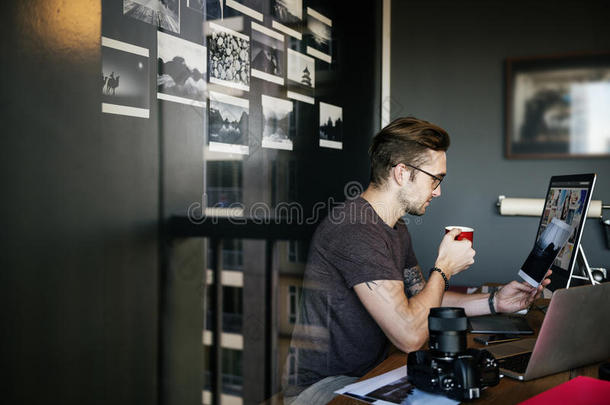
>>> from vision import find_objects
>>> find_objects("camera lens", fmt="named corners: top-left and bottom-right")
top-left (428, 307), bottom-right (468, 356)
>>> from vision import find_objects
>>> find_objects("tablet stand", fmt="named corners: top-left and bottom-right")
top-left (566, 245), bottom-right (597, 288)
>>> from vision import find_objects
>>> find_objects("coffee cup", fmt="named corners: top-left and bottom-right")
top-left (445, 226), bottom-right (474, 244)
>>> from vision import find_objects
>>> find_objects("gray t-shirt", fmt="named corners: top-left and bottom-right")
top-left (283, 196), bottom-right (417, 396)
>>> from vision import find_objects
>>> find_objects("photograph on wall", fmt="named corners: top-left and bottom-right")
top-left (251, 22), bottom-right (285, 85)
top-left (305, 7), bottom-right (331, 63)
top-left (187, 0), bottom-right (204, 13)
top-left (208, 91), bottom-right (249, 154)
top-left (319, 102), bottom-right (342, 149)
top-left (506, 52), bottom-right (610, 158)
top-left (262, 95), bottom-right (293, 150)
top-left (205, 0), bottom-right (222, 20)
top-left (286, 49), bottom-right (314, 104)
top-left (123, 0), bottom-right (180, 34)
top-left (208, 22), bottom-right (250, 91)
top-left (225, 0), bottom-right (263, 21)
top-left (271, 0), bottom-right (303, 40)
top-left (101, 36), bottom-right (150, 119)
top-left (157, 31), bottom-right (207, 108)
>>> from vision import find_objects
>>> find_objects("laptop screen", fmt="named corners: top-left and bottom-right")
top-left (518, 173), bottom-right (596, 291)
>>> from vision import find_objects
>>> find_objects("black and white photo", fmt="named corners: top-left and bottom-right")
top-left (187, 0), bottom-right (204, 13)
top-left (306, 7), bottom-right (331, 63)
top-left (319, 102), bottom-right (342, 149)
top-left (251, 22), bottom-right (285, 85)
top-left (205, 0), bottom-right (222, 20)
top-left (208, 22), bottom-right (250, 91)
top-left (208, 91), bottom-right (249, 154)
top-left (225, 0), bottom-right (263, 21)
top-left (101, 36), bottom-right (150, 118)
top-left (271, 0), bottom-right (302, 40)
top-left (272, 0), bottom-right (301, 23)
top-left (123, 0), bottom-right (180, 34)
top-left (520, 217), bottom-right (571, 285)
top-left (157, 31), bottom-right (207, 108)
top-left (287, 49), bottom-right (314, 104)
top-left (262, 95), bottom-right (293, 150)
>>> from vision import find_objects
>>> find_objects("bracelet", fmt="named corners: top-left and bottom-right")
top-left (488, 287), bottom-right (498, 314)
top-left (429, 267), bottom-right (449, 291)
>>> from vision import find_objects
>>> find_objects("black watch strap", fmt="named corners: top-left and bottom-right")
top-left (429, 267), bottom-right (449, 291)
top-left (488, 286), bottom-right (498, 314)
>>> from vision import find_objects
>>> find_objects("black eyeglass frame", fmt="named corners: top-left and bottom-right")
top-left (392, 162), bottom-right (444, 190)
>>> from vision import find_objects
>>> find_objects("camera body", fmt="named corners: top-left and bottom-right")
top-left (407, 307), bottom-right (500, 401)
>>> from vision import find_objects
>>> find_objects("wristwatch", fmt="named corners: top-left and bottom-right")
top-left (488, 286), bottom-right (498, 314)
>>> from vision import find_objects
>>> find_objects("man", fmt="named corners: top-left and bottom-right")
top-left (282, 117), bottom-right (550, 405)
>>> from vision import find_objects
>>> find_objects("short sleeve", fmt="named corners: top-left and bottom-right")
top-left (320, 223), bottom-right (403, 288)
top-left (403, 224), bottom-right (418, 270)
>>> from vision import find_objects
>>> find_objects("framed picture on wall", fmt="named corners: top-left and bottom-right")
top-left (505, 52), bottom-right (610, 158)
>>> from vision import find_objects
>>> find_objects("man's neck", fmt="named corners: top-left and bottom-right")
top-left (360, 186), bottom-right (404, 228)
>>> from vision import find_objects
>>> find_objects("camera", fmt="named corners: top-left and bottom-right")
top-left (407, 307), bottom-right (500, 401)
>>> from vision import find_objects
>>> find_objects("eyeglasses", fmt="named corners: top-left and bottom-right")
top-left (392, 163), bottom-right (444, 190)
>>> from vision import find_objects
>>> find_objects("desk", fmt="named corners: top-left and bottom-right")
top-left (329, 301), bottom-right (607, 405)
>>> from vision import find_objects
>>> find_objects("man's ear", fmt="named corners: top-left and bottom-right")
top-left (393, 164), bottom-right (407, 186)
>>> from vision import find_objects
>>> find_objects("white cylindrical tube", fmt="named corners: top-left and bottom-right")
top-left (499, 198), bottom-right (603, 218)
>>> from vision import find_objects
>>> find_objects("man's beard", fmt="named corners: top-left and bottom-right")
top-left (398, 187), bottom-right (426, 216)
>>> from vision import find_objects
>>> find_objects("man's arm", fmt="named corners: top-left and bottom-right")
top-left (442, 270), bottom-right (553, 316)
top-left (354, 272), bottom-right (447, 353)
top-left (403, 264), bottom-right (426, 298)
top-left (404, 266), bottom-right (495, 316)
top-left (353, 229), bottom-right (476, 353)
top-left (442, 291), bottom-right (490, 316)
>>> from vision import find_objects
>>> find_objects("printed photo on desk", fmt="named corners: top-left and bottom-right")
top-left (157, 31), bottom-right (206, 108)
top-left (101, 37), bottom-right (149, 119)
top-left (336, 366), bottom-right (458, 405)
top-left (123, 0), bottom-right (180, 33)
top-left (208, 91), bottom-right (249, 154)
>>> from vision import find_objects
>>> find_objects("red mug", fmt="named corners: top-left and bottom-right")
top-left (445, 226), bottom-right (474, 244)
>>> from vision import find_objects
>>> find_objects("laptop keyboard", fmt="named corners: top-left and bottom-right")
top-left (498, 352), bottom-right (532, 374)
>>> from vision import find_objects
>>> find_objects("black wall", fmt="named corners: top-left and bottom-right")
top-left (1, 0), bottom-right (159, 404)
top-left (1, 0), bottom-right (381, 404)
top-left (391, 0), bottom-right (610, 285)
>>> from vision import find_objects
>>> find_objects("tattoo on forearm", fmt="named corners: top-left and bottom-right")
top-left (403, 265), bottom-right (426, 298)
top-left (365, 280), bottom-right (378, 290)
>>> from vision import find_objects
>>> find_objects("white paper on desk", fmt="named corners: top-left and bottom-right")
top-left (335, 366), bottom-right (459, 405)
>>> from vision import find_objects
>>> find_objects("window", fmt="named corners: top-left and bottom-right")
top-left (288, 285), bottom-right (301, 324)
top-left (222, 348), bottom-right (243, 396)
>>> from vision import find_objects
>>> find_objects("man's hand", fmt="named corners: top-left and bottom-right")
top-left (496, 270), bottom-right (552, 313)
top-left (435, 228), bottom-right (476, 277)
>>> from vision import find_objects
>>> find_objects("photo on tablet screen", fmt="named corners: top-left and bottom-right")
top-left (519, 217), bottom-right (571, 287)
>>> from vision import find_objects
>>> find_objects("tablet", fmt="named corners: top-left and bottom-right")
top-left (518, 173), bottom-right (596, 289)
top-left (468, 315), bottom-right (534, 335)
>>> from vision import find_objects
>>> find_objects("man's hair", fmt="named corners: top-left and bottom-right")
top-left (369, 117), bottom-right (450, 187)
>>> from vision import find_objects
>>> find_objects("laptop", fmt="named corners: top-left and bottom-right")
top-left (486, 283), bottom-right (610, 381)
